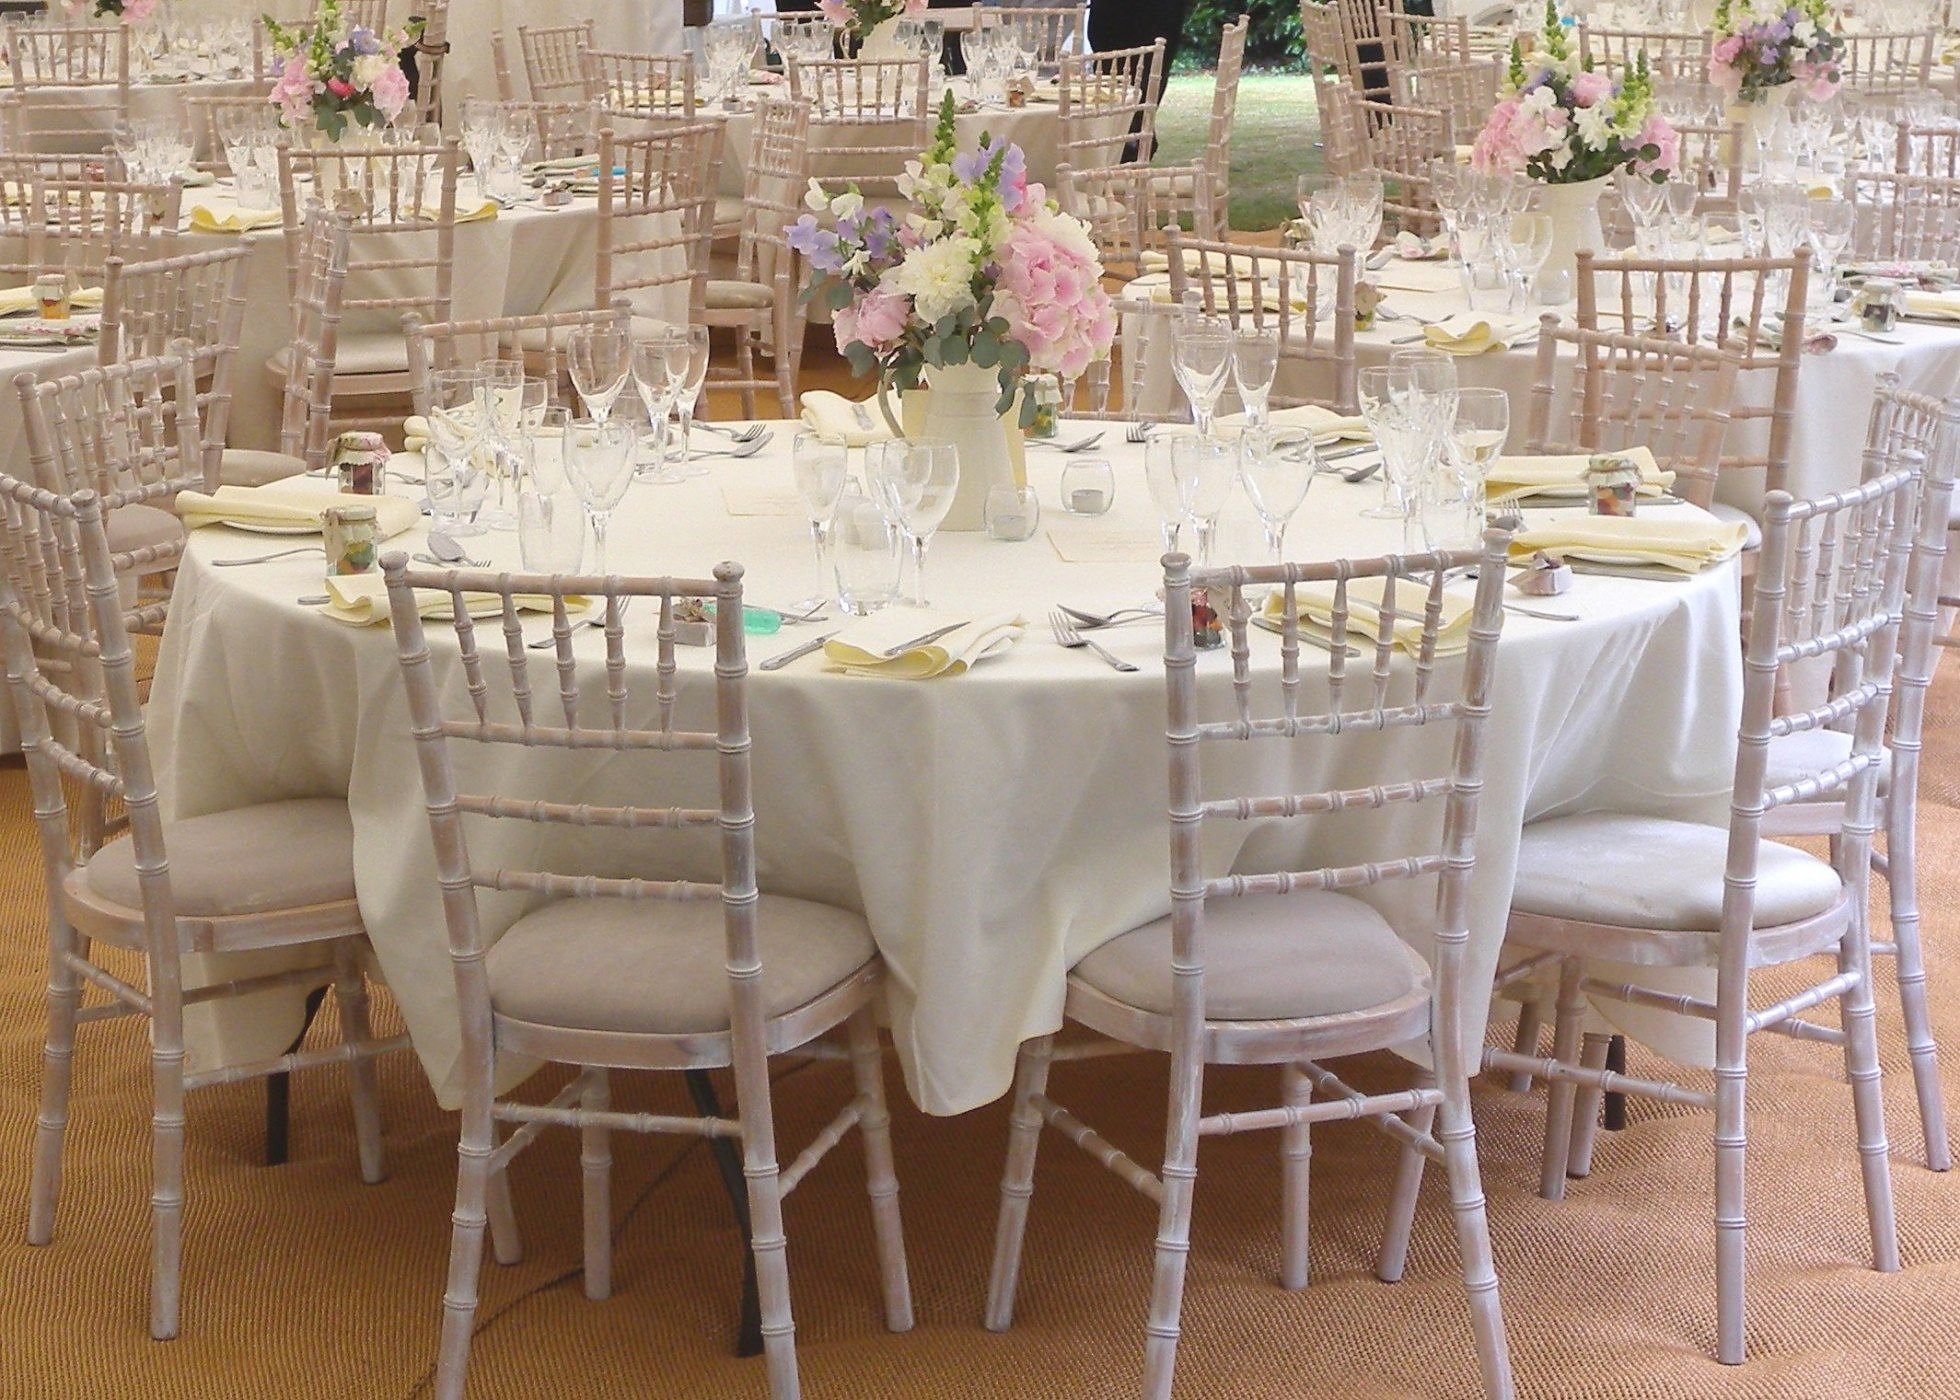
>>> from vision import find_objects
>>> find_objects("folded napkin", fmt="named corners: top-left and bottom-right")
top-left (0, 284), bottom-right (101, 317)
top-left (823, 610), bottom-right (1025, 679)
top-left (1261, 575), bottom-right (1475, 657)
top-left (1508, 515), bottom-right (1749, 575)
top-left (176, 485), bottom-right (420, 538)
top-left (1140, 249), bottom-right (1265, 278)
top-left (320, 571), bottom-right (591, 627)
top-left (1144, 277), bottom-right (1302, 314)
top-left (1486, 447), bottom-right (1672, 503)
top-left (1394, 231), bottom-right (1449, 260)
top-left (800, 390), bottom-right (894, 447)
top-left (528, 154), bottom-right (600, 175)
top-left (412, 201), bottom-right (500, 224)
top-left (1902, 288), bottom-right (1960, 322)
top-left (189, 204), bottom-right (282, 234)
top-left (1165, 404), bottom-right (1370, 445)
top-left (1422, 313), bottom-right (1538, 355)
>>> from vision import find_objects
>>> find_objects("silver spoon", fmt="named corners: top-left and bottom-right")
top-left (423, 531), bottom-right (488, 567)
top-left (688, 436), bottom-right (771, 460)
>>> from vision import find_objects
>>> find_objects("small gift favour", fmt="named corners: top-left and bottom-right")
top-left (333, 431), bottom-right (390, 494)
top-left (1585, 453), bottom-right (1642, 517)
top-left (1854, 278), bottom-right (1903, 334)
top-left (1024, 373), bottom-right (1060, 439)
top-left (1354, 281), bottom-right (1381, 332)
top-left (1511, 550), bottom-right (1574, 596)
top-left (541, 182), bottom-right (572, 208)
top-left (672, 599), bottom-right (715, 647)
top-left (321, 503), bottom-right (380, 575)
top-left (34, 272), bottom-right (69, 322)
top-left (1191, 586), bottom-right (1224, 650)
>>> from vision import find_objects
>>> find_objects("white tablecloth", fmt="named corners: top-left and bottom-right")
top-left (146, 428), bottom-right (1742, 1114)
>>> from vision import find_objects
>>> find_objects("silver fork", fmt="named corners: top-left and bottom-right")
top-left (1125, 422), bottom-right (1158, 444)
top-left (212, 546), bottom-right (319, 567)
top-left (694, 422), bottom-right (769, 443)
top-left (1038, 430), bottom-right (1104, 453)
top-left (1049, 607), bottom-right (1139, 672)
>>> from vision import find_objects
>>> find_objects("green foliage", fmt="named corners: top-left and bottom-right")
top-left (1181, 0), bottom-right (1304, 71)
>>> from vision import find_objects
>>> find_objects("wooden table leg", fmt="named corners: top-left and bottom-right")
top-left (265, 986), bottom-right (329, 1167)
top-left (684, 1068), bottom-right (763, 1359)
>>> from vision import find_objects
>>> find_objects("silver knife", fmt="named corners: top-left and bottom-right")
top-left (878, 620), bottom-right (967, 657)
top-left (758, 629), bottom-right (839, 671)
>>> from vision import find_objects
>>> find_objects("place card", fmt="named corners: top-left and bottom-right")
top-left (1044, 520), bottom-right (1163, 564)
top-left (718, 477), bottom-right (806, 517)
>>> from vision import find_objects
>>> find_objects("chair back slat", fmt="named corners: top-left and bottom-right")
top-left (99, 245), bottom-right (249, 481)
top-left (583, 50), bottom-right (698, 120)
top-left (1837, 29), bottom-right (1936, 91)
top-left (595, 121), bottom-right (721, 322)
top-left (16, 347), bottom-right (205, 519)
top-left (519, 21), bottom-right (598, 103)
top-left (6, 23), bottom-right (130, 154)
top-left (278, 207), bottom-right (350, 470)
top-left (276, 139), bottom-right (459, 330)
top-left (1058, 41), bottom-right (1164, 169)
top-left (405, 303), bottom-right (635, 417)
top-left (1850, 170), bottom-right (1960, 263)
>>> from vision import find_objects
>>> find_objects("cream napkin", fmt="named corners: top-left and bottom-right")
top-left (1902, 289), bottom-right (1960, 322)
top-left (188, 205), bottom-right (282, 233)
top-left (1422, 313), bottom-right (1538, 355)
top-left (1394, 231), bottom-right (1449, 260)
top-left (1508, 515), bottom-right (1749, 574)
top-left (799, 390), bottom-right (894, 447)
top-left (319, 571), bottom-right (591, 627)
top-left (176, 485), bottom-right (420, 538)
top-left (0, 284), bottom-right (101, 317)
top-left (823, 610), bottom-right (1025, 678)
top-left (1486, 447), bottom-right (1672, 503)
top-left (1261, 576), bottom-right (1475, 656)
top-left (1165, 404), bottom-right (1370, 445)
top-left (412, 201), bottom-right (500, 224)
top-left (1139, 248), bottom-right (1266, 278)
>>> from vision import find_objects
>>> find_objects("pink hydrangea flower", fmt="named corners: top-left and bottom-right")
top-left (121, 0), bottom-right (159, 20)
top-left (1471, 96), bottom-right (1527, 174)
top-left (1791, 59), bottom-right (1839, 102)
top-left (370, 64), bottom-right (411, 120)
top-left (1569, 70), bottom-right (1612, 108)
top-left (270, 54), bottom-right (318, 126)
top-left (990, 213), bottom-right (1114, 378)
top-left (1631, 114), bottom-right (1679, 178)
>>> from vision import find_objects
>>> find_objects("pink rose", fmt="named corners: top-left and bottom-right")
top-left (326, 77), bottom-right (355, 99)
top-left (1570, 70), bottom-right (1612, 108)
top-left (837, 283), bottom-right (909, 354)
top-left (818, 0), bottom-right (849, 24)
top-left (1631, 114), bottom-right (1679, 178)
top-left (371, 64), bottom-right (411, 120)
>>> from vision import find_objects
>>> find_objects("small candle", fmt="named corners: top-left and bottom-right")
top-left (34, 274), bottom-right (68, 322)
top-left (1069, 487), bottom-right (1106, 514)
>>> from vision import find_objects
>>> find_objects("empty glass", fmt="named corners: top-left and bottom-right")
top-left (1231, 325), bottom-right (1280, 428)
top-left (832, 487), bottom-right (901, 616)
top-left (562, 418), bottom-right (637, 576)
top-left (1169, 436), bottom-right (1235, 566)
top-left (426, 369), bottom-right (489, 536)
top-left (570, 326), bottom-right (632, 421)
top-left (870, 440), bottom-right (960, 607)
top-left (517, 489), bottom-right (585, 573)
top-left (1358, 363), bottom-right (1419, 520)
top-left (659, 324), bottom-right (711, 472)
top-left (1239, 426), bottom-right (1316, 561)
top-left (1170, 312), bottom-right (1233, 437)
top-left (1142, 437), bottom-right (1185, 555)
top-left (477, 359), bottom-right (525, 531)
top-left (519, 407), bottom-right (570, 494)
top-left (1502, 211), bottom-right (1554, 309)
top-left (790, 433), bottom-right (848, 612)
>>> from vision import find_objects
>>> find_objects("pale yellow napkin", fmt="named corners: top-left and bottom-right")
top-left (1144, 277), bottom-right (1302, 313)
top-left (188, 204), bottom-right (281, 233)
top-left (319, 571), bottom-right (591, 627)
top-left (823, 609), bottom-right (1025, 678)
top-left (1139, 249), bottom-right (1265, 278)
top-left (176, 485), bottom-right (420, 537)
top-left (0, 284), bottom-right (101, 317)
top-left (1164, 404), bottom-right (1370, 444)
top-left (1261, 575), bottom-right (1475, 656)
top-left (1902, 288), bottom-right (1960, 322)
top-left (1509, 515), bottom-right (1749, 574)
top-left (1486, 447), bottom-right (1672, 503)
top-left (799, 389), bottom-right (894, 447)
top-left (1422, 313), bottom-right (1538, 355)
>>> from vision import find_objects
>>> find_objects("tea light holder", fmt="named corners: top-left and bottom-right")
top-left (1060, 457), bottom-right (1114, 516)
top-left (984, 483), bottom-right (1041, 541)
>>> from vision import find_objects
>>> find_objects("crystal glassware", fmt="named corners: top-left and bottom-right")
top-left (561, 417), bottom-right (637, 576)
top-left (789, 432), bottom-right (849, 612)
top-left (870, 440), bottom-right (960, 607)
top-left (1169, 435), bottom-right (1235, 566)
top-left (569, 325), bottom-right (632, 421)
top-left (1238, 425), bottom-right (1316, 561)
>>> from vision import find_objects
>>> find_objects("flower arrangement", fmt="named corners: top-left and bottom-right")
top-left (1470, 2), bottom-right (1679, 185)
top-left (788, 93), bottom-right (1115, 411)
top-left (817, 0), bottom-right (926, 34)
top-left (263, 0), bottom-right (416, 140)
top-left (65, 0), bottom-right (158, 20)
top-left (1708, 0), bottom-right (1844, 105)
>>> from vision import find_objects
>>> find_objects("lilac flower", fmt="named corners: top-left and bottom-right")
top-left (787, 214), bottom-right (847, 275)
top-left (348, 26), bottom-right (383, 56)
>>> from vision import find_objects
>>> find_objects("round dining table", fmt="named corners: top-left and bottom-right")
top-left (148, 425), bottom-right (1741, 1115)
top-left (4, 72), bottom-right (266, 159)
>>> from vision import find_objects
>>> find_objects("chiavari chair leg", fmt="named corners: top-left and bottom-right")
top-left (1839, 935), bottom-right (1902, 1278)
top-left (984, 1034), bottom-right (1054, 1331)
top-left (1506, 993), bottom-right (1544, 1093)
top-left (1882, 801), bottom-right (1951, 1169)
top-left (1711, 1021), bottom-right (1747, 1365)
top-left (1279, 1061), bottom-right (1312, 1289)
top-left (1565, 1033), bottom-right (1611, 1180)
top-left (26, 918), bottom-right (82, 1248)
top-left (1375, 1073), bottom-right (1435, 1285)
top-left (1537, 959), bottom-right (1586, 1201)
top-left (435, 1095), bottom-right (497, 1400)
top-left (846, 1007), bottom-right (913, 1331)
top-left (732, 1060), bottom-right (800, 1398)
top-left (1437, 1075), bottom-right (1514, 1399)
top-left (150, 1003), bottom-right (188, 1340)
top-left (580, 1067), bottom-right (612, 1302)
top-left (332, 940), bottom-right (387, 1185)
top-left (486, 1146), bottom-right (524, 1267)
top-left (1141, 1049), bottom-right (1203, 1400)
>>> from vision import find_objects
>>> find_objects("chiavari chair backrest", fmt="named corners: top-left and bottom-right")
top-left (1316, 80), bottom-right (1367, 177)
top-left (1058, 41), bottom-right (1165, 169)
top-left (1162, 531), bottom-right (1509, 1029)
top-left (1203, 16), bottom-right (1248, 210)
top-left (519, 21), bottom-right (598, 103)
top-left (1298, 0), bottom-right (1351, 84)
top-left (98, 245), bottom-right (248, 481)
top-left (185, 94), bottom-right (276, 177)
top-left (738, 96), bottom-right (811, 291)
top-left (1383, 4), bottom-right (1472, 67)
top-left (380, 555), bottom-right (762, 1054)
top-left (1838, 30), bottom-right (1936, 92)
top-left (1524, 316), bottom-right (1739, 509)
top-left (277, 207), bottom-right (349, 472)
top-left (490, 30), bottom-right (518, 103)
top-left (1576, 25), bottom-right (1711, 82)
top-left (0, 167), bottom-right (182, 282)
top-left (1848, 170), bottom-right (1960, 263)
top-left (1057, 159), bottom-right (1216, 284)
top-left (975, 3), bottom-right (1089, 67)
top-left (404, 302), bottom-right (634, 415)
top-left (1165, 226), bottom-right (1359, 414)
top-left (1669, 119), bottom-right (1746, 213)
top-left (1330, 0), bottom-right (1385, 86)
top-left (1065, 292), bottom-right (1181, 423)
top-left (1357, 98), bottom-right (1450, 235)
top-left (1895, 124), bottom-right (1960, 178)
top-left (791, 59), bottom-right (929, 198)
top-left (332, 0), bottom-right (390, 33)
top-left (413, 0), bottom-right (451, 128)
top-left (276, 138), bottom-right (458, 333)
top-left (503, 99), bottom-right (602, 162)
top-left (595, 121), bottom-right (721, 323)
top-left (1392, 56), bottom-right (1500, 146)
top-left (6, 22), bottom-right (130, 155)
top-left (582, 50), bottom-right (698, 121)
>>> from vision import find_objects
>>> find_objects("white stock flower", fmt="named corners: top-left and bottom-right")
top-left (1573, 103), bottom-right (1614, 151)
top-left (350, 53), bottom-right (390, 90)
top-left (892, 236), bottom-right (981, 324)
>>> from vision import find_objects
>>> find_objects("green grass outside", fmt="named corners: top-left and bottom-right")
top-left (1153, 71), bottom-right (1325, 232)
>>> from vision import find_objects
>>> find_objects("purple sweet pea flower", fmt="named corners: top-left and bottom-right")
top-left (349, 26), bottom-right (383, 56)
top-left (787, 214), bottom-right (847, 275)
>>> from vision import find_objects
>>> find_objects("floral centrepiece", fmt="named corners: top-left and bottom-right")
top-left (817, 0), bottom-right (926, 34)
top-left (65, 0), bottom-right (158, 21)
top-left (263, 0), bottom-right (416, 140)
top-left (1471, 1), bottom-right (1678, 185)
top-left (788, 92), bottom-right (1115, 412)
top-left (1708, 0), bottom-right (1845, 105)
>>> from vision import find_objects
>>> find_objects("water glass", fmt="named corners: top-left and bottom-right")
top-left (1231, 325), bottom-right (1280, 427)
top-left (1170, 313), bottom-right (1233, 437)
top-left (1238, 426), bottom-right (1316, 561)
top-left (517, 489), bottom-right (585, 573)
top-left (570, 326), bottom-right (632, 421)
top-left (1169, 436), bottom-right (1235, 566)
top-left (790, 433), bottom-right (848, 612)
top-left (562, 417), bottom-right (638, 575)
top-left (832, 488), bottom-right (901, 616)
top-left (1142, 437), bottom-right (1185, 555)
top-left (870, 440), bottom-right (960, 606)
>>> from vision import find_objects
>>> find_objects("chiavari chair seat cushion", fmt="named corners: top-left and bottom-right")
top-left (104, 502), bottom-right (182, 563)
top-left (715, 193), bottom-right (746, 231)
top-left (705, 278), bottom-right (776, 311)
top-left (217, 448), bottom-right (308, 488)
top-left (1070, 890), bottom-right (1429, 1023)
top-left (82, 797), bottom-right (357, 918)
top-left (1707, 500), bottom-right (1764, 551)
top-left (1511, 813), bottom-right (1843, 939)
top-left (264, 332), bottom-right (411, 383)
top-left (484, 892), bottom-right (877, 1036)
top-left (1765, 729), bottom-right (1893, 798)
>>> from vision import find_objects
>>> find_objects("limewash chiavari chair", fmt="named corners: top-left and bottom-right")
top-left (1184, 15), bottom-right (1247, 219)
top-left (1165, 226), bottom-right (1359, 414)
top-left (1315, 79), bottom-right (1368, 178)
top-left (380, 556), bottom-right (913, 1400)
top-left (704, 95), bottom-right (811, 420)
top-left (1850, 170), bottom-right (1960, 263)
top-left (517, 20), bottom-right (597, 104)
top-left (788, 58), bottom-right (931, 201)
top-left (490, 30), bottom-right (518, 103)
top-left (985, 541), bottom-right (1517, 1400)
top-left (185, 94), bottom-right (277, 178)
top-left (1896, 124), bottom-right (1960, 179)
top-left (4, 448), bottom-right (403, 1343)
top-left (582, 50), bottom-right (698, 121)
top-left (501, 99), bottom-right (601, 163)
top-left (1482, 450), bottom-right (1938, 1365)
top-left (1059, 158), bottom-right (1217, 286)
top-left (234, 206), bottom-right (349, 486)
top-left (1356, 97), bottom-right (1451, 236)
top-left (1299, 0), bottom-right (1353, 88)
top-left (1058, 41), bottom-right (1166, 169)
top-left (328, 0), bottom-right (391, 33)
top-left (974, 3), bottom-right (1089, 67)
top-left (0, 164), bottom-right (183, 282)
top-left (1065, 294), bottom-right (1187, 423)
top-left (404, 302), bottom-right (635, 416)
top-left (1382, 5), bottom-right (1473, 68)
top-left (6, 22), bottom-right (130, 155)
top-left (594, 120), bottom-right (722, 326)
top-left (411, 0), bottom-right (450, 128)
top-left (1576, 25), bottom-right (1712, 82)
top-left (1837, 29), bottom-right (1937, 93)
top-left (1670, 119), bottom-right (1747, 214)
top-left (1331, 0), bottom-right (1389, 90)
top-left (1394, 56), bottom-right (1500, 147)
top-left (273, 139), bottom-right (459, 437)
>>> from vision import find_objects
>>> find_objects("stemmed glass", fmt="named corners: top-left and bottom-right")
top-left (459, 98), bottom-right (500, 201)
top-left (1502, 211), bottom-right (1554, 309)
top-left (570, 326), bottom-right (632, 422)
top-left (1424, 386), bottom-right (1507, 550)
top-left (561, 418), bottom-right (638, 576)
top-left (1231, 325), bottom-right (1279, 429)
top-left (426, 369), bottom-right (490, 537)
top-left (518, 405), bottom-right (571, 495)
top-left (476, 359), bottom-right (524, 531)
top-left (1142, 438), bottom-right (1185, 555)
top-left (870, 440), bottom-right (960, 607)
top-left (661, 324), bottom-right (711, 474)
top-left (1170, 312), bottom-right (1233, 438)
top-left (1357, 363), bottom-right (1420, 520)
top-left (1168, 436), bottom-right (1235, 566)
top-left (1805, 197), bottom-right (1855, 309)
top-left (790, 433), bottom-right (848, 613)
top-left (1238, 426), bottom-right (1316, 562)
top-left (628, 334), bottom-right (682, 481)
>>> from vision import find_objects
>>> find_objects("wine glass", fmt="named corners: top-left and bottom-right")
top-left (871, 440), bottom-right (960, 607)
top-left (1449, 387), bottom-right (1509, 475)
top-left (1231, 325), bottom-right (1280, 429)
top-left (1503, 211), bottom-right (1554, 308)
top-left (1238, 426), bottom-right (1317, 562)
top-left (1357, 363), bottom-right (1419, 520)
top-left (561, 418), bottom-right (637, 576)
top-left (476, 359), bottom-right (524, 531)
top-left (1169, 435), bottom-right (1235, 566)
top-left (661, 324), bottom-right (711, 475)
top-left (1142, 437), bottom-right (1185, 555)
top-left (459, 98), bottom-right (500, 200)
top-left (426, 368), bottom-right (489, 537)
top-left (790, 432), bottom-right (848, 613)
top-left (569, 326), bottom-right (632, 421)
top-left (1170, 312), bottom-right (1233, 437)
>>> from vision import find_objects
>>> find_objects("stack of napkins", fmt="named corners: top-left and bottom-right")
top-left (1422, 313), bottom-right (1539, 355)
top-left (822, 610), bottom-right (1025, 678)
top-left (189, 205), bottom-right (282, 234)
top-left (1165, 404), bottom-right (1370, 444)
top-left (319, 572), bottom-right (591, 627)
top-left (0, 284), bottom-right (100, 317)
top-left (1508, 515), bottom-right (1749, 575)
top-left (1486, 447), bottom-right (1672, 503)
top-left (1261, 576), bottom-right (1475, 656)
top-left (176, 485), bottom-right (420, 537)
top-left (799, 390), bottom-right (895, 447)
